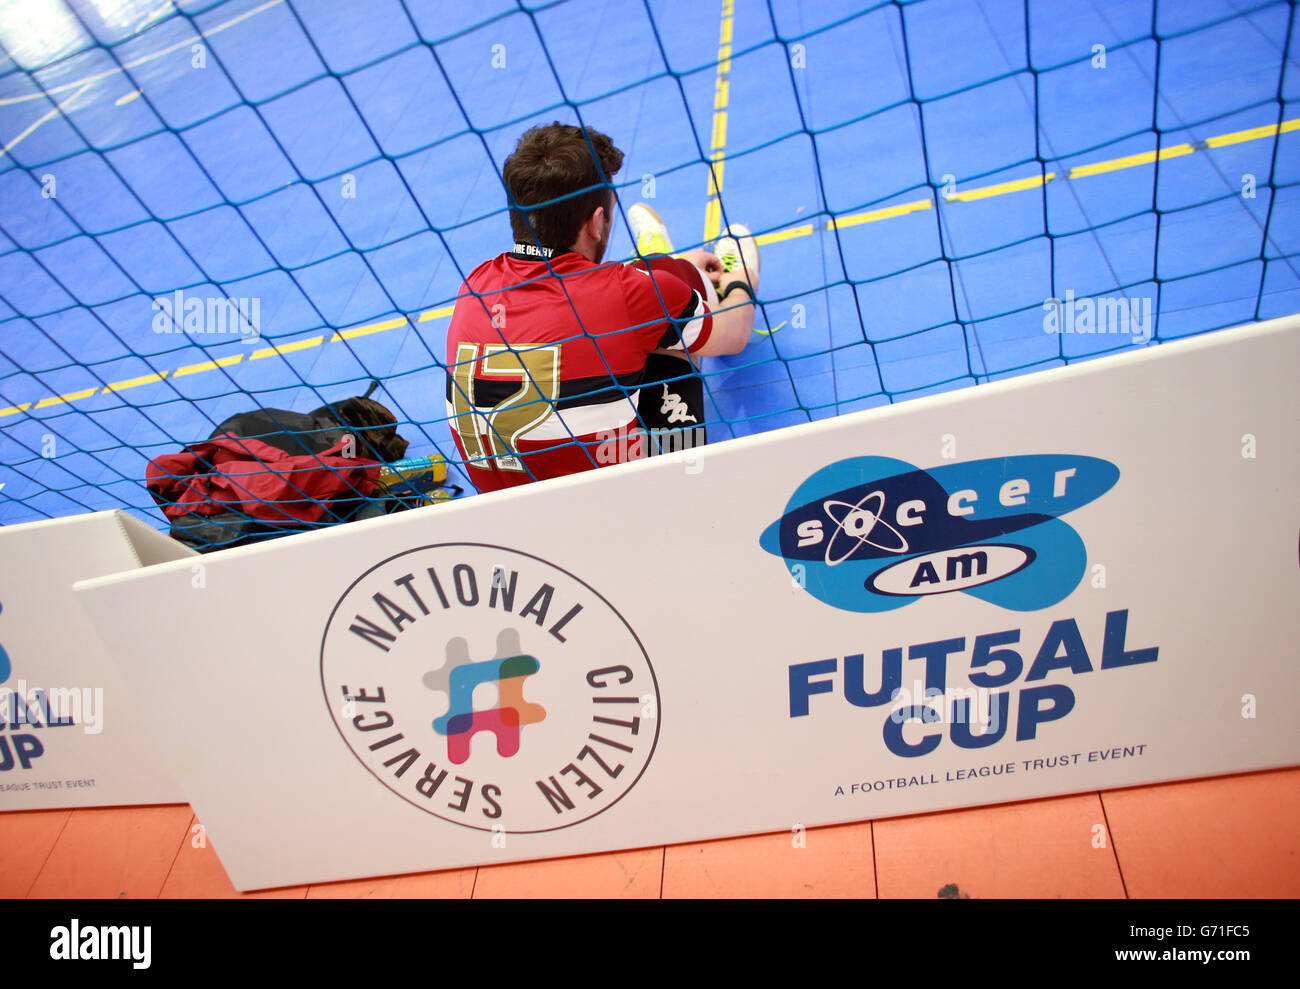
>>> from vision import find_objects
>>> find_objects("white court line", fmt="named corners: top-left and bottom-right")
top-left (0, 82), bottom-right (93, 160)
top-left (0, 0), bottom-right (285, 107)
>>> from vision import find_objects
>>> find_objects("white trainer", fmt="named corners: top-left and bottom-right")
top-left (628, 203), bottom-right (674, 256)
top-left (714, 223), bottom-right (760, 285)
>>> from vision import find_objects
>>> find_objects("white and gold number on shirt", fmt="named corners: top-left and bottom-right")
top-left (450, 342), bottom-right (561, 472)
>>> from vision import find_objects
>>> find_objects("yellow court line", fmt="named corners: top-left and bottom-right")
top-left (947, 172), bottom-right (1055, 202)
top-left (1, 312), bottom-right (444, 417)
top-left (755, 223), bottom-right (815, 246)
top-left (417, 305), bottom-right (457, 323)
top-left (829, 198), bottom-right (933, 228)
top-left (333, 316), bottom-right (408, 341)
top-left (34, 387), bottom-right (99, 410)
top-left (1205, 117), bottom-right (1300, 148)
top-left (171, 354), bottom-right (245, 379)
top-left (1069, 143), bottom-right (1194, 179)
top-left (248, 335), bottom-right (325, 361)
top-left (710, 112), bottom-right (727, 154)
top-left (703, 0), bottom-right (736, 245)
top-left (3, 117), bottom-right (1294, 420)
top-left (103, 371), bottom-right (169, 393)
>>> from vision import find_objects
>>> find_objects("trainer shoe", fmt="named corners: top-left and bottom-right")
top-left (714, 223), bottom-right (760, 284)
top-left (628, 203), bottom-right (674, 256)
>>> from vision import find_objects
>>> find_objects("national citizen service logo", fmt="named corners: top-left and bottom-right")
top-left (760, 455), bottom-right (1119, 612)
top-left (320, 543), bottom-right (659, 833)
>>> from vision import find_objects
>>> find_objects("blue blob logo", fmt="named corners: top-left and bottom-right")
top-left (759, 454), bottom-right (1119, 613)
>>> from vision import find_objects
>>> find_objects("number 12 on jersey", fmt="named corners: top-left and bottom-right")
top-left (449, 342), bottom-right (561, 472)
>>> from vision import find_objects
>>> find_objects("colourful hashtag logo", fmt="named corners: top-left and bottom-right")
top-left (425, 630), bottom-right (546, 765)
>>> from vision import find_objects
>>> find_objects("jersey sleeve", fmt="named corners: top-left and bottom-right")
top-left (622, 265), bottom-right (714, 355)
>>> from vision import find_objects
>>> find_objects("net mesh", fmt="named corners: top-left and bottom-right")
top-left (0, 0), bottom-right (1297, 548)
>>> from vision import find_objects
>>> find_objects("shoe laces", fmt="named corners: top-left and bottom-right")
top-left (638, 232), bottom-right (672, 255)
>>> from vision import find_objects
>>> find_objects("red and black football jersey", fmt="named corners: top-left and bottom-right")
top-left (445, 244), bottom-right (712, 493)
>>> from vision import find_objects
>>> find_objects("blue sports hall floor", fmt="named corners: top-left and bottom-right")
top-left (0, 0), bottom-right (1296, 528)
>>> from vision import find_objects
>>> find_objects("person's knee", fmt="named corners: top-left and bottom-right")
top-left (636, 255), bottom-right (710, 297)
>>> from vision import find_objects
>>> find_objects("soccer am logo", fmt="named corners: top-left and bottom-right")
top-left (320, 544), bottom-right (659, 834)
top-left (760, 455), bottom-right (1119, 612)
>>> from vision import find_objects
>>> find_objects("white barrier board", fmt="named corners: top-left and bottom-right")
top-left (1, 511), bottom-right (191, 808)
top-left (75, 318), bottom-right (1299, 890)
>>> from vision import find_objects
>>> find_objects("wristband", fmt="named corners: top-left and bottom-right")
top-left (719, 279), bottom-right (754, 301)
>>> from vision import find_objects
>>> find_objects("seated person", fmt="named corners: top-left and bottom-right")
top-left (444, 122), bottom-right (760, 493)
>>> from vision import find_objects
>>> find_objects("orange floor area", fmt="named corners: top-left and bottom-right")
top-left (3, 767), bottom-right (1297, 898)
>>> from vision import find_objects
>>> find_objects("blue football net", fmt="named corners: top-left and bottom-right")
top-left (0, 0), bottom-right (1296, 549)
